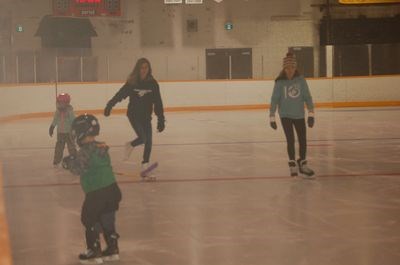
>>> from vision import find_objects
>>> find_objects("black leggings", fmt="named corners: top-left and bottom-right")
top-left (81, 183), bottom-right (122, 249)
top-left (127, 116), bottom-right (152, 164)
top-left (280, 118), bottom-right (307, 161)
top-left (53, 133), bottom-right (76, 164)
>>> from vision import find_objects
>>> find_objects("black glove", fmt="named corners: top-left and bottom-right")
top-left (104, 103), bottom-right (113, 117)
top-left (157, 119), bottom-right (165, 133)
top-left (49, 125), bottom-right (55, 137)
top-left (269, 116), bottom-right (277, 130)
top-left (307, 116), bottom-right (314, 128)
top-left (62, 155), bottom-right (75, 170)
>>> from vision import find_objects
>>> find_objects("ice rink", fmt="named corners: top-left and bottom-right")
top-left (1, 107), bottom-right (400, 265)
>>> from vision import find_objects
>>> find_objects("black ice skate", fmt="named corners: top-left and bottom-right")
top-left (102, 233), bottom-right (120, 261)
top-left (297, 159), bottom-right (315, 179)
top-left (288, 160), bottom-right (298, 177)
top-left (79, 248), bottom-right (103, 264)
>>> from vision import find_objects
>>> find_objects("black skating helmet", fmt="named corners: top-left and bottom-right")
top-left (72, 114), bottom-right (100, 146)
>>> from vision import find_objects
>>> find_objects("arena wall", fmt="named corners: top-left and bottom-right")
top-left (1, 75), bottom-right (399, 122)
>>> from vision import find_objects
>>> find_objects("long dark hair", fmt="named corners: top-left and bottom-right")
top-left (127, 57), bottom-right (154, 85)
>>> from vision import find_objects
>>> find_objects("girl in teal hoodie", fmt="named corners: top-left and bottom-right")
top-left (269, 52), bottom-right (315, 178)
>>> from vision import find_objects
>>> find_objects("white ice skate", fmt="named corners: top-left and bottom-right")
top-left (140, 162), bottom-right (158, 181)
top-left (123, 142), bottom-right (134, 161)
top-left (288, 160), bottom-right (298, 177)
top-left (297, 159), bottom-right (315, 179)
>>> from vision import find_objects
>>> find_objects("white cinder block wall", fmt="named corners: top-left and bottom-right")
top-left (1, 76), bottom-right (399, 119)
top-left (1, 0), bottom-right (399, 119)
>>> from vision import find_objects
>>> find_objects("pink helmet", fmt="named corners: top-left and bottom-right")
top-left (56, 93), bottom-right (71, 104)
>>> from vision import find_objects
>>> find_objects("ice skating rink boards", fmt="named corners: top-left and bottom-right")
top-left (1, 107), bottom-right (400, 265)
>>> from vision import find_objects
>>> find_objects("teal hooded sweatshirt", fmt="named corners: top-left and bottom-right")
top-left (269, 74), bottom-right (314, 119)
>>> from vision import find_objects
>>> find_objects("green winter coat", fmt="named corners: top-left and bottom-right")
top-left (67, 141), bottom-right (117, 194)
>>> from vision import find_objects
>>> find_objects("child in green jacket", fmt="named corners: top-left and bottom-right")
top-left (269, 52), bottom-right (315, 178)
top-left (63, 114), bottom-right (122, 264)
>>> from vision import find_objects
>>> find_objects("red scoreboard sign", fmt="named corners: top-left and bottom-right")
top-left (53, 0), bottom-right (121, 17)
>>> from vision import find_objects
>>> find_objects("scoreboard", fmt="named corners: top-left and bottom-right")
top-left (53, 0), bottom-right (121, 17)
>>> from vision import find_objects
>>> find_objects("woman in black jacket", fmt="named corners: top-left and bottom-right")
top-left (104, 58), bottom-right (165, 176)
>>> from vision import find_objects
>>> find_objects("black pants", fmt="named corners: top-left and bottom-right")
top-left (53, 133), bottom-right (76, 165)
top-left (280, 118), bottom-right (307, 161)
top-left (81, 183), bottom-right (122, 250)
top-left (127, 116), bottom-right (152, 164)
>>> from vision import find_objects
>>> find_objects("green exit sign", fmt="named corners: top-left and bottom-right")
top-left (224, 22), bottom-right (233, 30)
top-left (16, 25), bottom-right (23, 32)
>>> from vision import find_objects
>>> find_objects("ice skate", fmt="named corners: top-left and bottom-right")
top-left (123, 142), bottom-right (134, 161)
top-left (140, 162), bottom-right (158, 181)
top-left (102, 233), bottom-right (120, 261)
top-left (53, 163), bottom-right (65, 172)
top-left (102, 248), bottom-right (119, 262)
top-left (78, 248), bottom-right (103, 264)
top-left (288, 160), bottom-right (298, 177)
top-left (297, 159), bottom-right (315, 179)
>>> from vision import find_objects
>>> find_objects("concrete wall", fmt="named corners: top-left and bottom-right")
top-left (1, 76), bottom-right (399, 119)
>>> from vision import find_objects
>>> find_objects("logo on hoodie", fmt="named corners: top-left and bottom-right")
top-left (134, 89), bottom-right (152, 97)
top-left (284, 84), bottom-right (300, 99)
